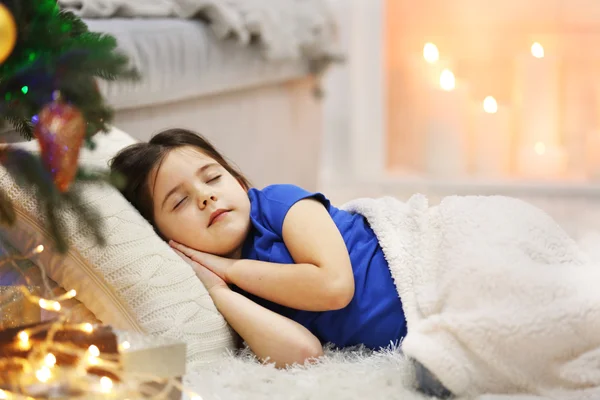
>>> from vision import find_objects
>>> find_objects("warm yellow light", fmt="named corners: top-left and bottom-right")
top-left (120, 341), bottom-right (131, 351)
top-left (18, 331), bottom-right (29, 343)
top-left (39, 299), bottom-right (61, 311)
top-left (82, 323), bottom-right (93, 333)
top-left (88, 345), bottom-right (100, 357)
top-left (534, 142), bottom-right (546, 155)
top-left (68, 289), bottom-right (76, 297)
top-left (100, 376), bottom-right (113, 392)
top-left (439, 69), bottom-right (455, 91)
top-left (423, 42), bottom-right (439, 63)
top-left (35, 367), bottom-right (51, 383)
top-left (16, 331), bottom-right (30, 350)
top-left (34, 245), bottom-right (44, 254)
top-left (44, 353), bottom-right (56, 367)
top-left (531, 42), bottom-right (544, 58)
top-left (483, 96), bottom-right (498, 114)
top-left (0, 389), bottom-right (7, 399)
top-left (87, 355), bottom-right (99, 366)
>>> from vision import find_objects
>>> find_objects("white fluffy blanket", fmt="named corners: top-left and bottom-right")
top-left (341, 194), bottom-right (600, 399)
top-left (58, 0), bottom-right (339, 63)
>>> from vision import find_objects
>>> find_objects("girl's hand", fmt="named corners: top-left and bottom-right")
top-left (172, 248), bottom-right (229, 294)
top-left (170, 241), bottom-right (234, 283)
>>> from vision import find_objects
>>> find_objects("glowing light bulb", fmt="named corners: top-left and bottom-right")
top-left (34, 245), bottom-right (44, 254)
top-left (531, 42), bottom-right (544, 58)
top-left (423, 42), bottom-right (439, 63)
top-left (18, 331), bottom-right (29, 343)
top-left (17, 331), bottom-right (30, 350)
top-left (100, 376), bottom-right (113, 393)
top-left (119, 341), bottom-right (131, 351)
top-left (39, 299), bottom-right (61, 311)
top-left (68, 289), bottom-right (77, 297)
top-left (87, 356), bottom-right (99, 366)
top-left (36, 367), bottom-right (51, 383)
top-left (88, 345), bottom-right (100, 357)
top-left (439, 69), bottom-right (455, 91)
top-left (82, 323), bottom-right (93, 333)
top-left (534, 142), bottom-right (546, 155)
top-left (483, 96), bottom-right (498, 114)
top-left (44, 353), bottom-right (56, 367)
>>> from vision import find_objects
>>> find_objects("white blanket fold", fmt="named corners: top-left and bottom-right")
top-left (342, 194), bottom-right (600, 399)
top-left (58, 0), bottom-right (339, 63)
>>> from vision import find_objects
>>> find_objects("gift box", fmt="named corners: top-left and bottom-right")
top-left (116, 330), bottom-right (187, 400)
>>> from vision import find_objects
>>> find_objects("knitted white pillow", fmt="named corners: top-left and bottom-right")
top-left (0, 127), bottom-right (237, 365)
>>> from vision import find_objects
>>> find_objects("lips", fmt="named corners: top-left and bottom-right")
top-left (208, 209), bottom-right (229, 226)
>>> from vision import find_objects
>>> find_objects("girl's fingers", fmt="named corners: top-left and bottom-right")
top-left (169, 240), bottom-right (189, 253)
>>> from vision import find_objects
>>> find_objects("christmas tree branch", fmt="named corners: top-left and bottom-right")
top-left (62, 187), bottom-right (106, 248)
top-left (0, 0), bottom-right (141, 252)
top-left (0, 2), bottom-right (140, 140)
top-left (0, 147), bottom-right (113, 254)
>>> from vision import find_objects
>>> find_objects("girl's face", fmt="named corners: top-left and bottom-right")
top-left (150, 146), bottom-right (251, 258)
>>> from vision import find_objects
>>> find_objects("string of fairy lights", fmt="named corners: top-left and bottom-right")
top-left (0, 244), bottom-right (203, 400)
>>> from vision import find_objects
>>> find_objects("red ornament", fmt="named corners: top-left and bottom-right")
top-left (34, 100), bottom-right (86, 192)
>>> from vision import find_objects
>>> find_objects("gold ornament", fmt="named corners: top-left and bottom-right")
top-left (0, 3), bottom-right (17, 64)
top-left (34, 99), bottom-right (86, 192)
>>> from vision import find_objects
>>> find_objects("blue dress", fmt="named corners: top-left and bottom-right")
top-left (233, 184), bottom-right (406, 350)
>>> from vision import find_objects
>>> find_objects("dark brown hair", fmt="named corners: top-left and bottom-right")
top-left (109, 128), bottom-right (251, 229)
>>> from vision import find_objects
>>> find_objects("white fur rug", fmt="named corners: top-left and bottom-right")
top-left (183, 346), bottom-right (429, 400)
top-left (181, 234), bottom-right (600, 400)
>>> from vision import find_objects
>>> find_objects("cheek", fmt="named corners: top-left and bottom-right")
top-left (156, 210), bottom-right (205, 241)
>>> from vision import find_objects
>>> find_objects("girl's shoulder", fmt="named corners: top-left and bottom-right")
top-left (247, 184), bottom-right (332, 234)
top-left (249, 184), bottom-right (322, 204)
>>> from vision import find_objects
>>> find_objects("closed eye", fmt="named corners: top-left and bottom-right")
top-left (207, 175), bottom-right (222, 183)
top-left (173, 197), bottom-right (187, 211)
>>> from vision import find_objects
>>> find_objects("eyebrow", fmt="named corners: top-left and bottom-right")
top-left (160, 162), bottom-right (219, 210)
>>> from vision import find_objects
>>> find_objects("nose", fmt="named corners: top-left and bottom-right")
top-left (197, 192), bottom-right (217, 209)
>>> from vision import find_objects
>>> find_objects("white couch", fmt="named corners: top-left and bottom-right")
top-left (85, 14), bottom-right (335, 192)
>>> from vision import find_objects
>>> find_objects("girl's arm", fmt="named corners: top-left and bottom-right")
top-left (172, 199), bottom-right (355, 311)
top-left (210, 286), bottom-right (324, 368)
top-left (174, 248), bottom-right (323, 368)
top-left (230, 199), bottom-right (355, 311)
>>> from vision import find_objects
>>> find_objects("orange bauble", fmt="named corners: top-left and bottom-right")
top-left (0, 3), bottom-right (17, 64)
top-left (34, 101), bottom-right (86, 192)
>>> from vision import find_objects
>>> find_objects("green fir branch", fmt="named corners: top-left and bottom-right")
top-left (62, 187), bottom-right (106, 248)
top-left (0, 148), bottom-right (111, 253)
top-left (0, 0), bottom-right (141, 252)
top-left (0, 0), bottom-right (140, 142)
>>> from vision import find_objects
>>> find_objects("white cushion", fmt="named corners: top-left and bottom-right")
top-left (0, 127), bottom-right (237, 365)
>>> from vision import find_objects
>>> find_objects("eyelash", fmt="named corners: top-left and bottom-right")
top-left (171, 175), bottom-right (222, 211)
top-left (173, 197), bottom-right (187, 210)
top-left (207, 175), bottom-right (221, 183)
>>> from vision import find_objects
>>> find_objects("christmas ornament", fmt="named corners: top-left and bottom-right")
top-left (34, 98), bottom-right (86, 192)
top-left (0, 3), bottom-right (17, 64)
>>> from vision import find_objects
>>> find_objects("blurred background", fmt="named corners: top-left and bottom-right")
top-left (4, 0), bottom-right (600, 237)
top-left (321, 0), bottom-right (600, 236)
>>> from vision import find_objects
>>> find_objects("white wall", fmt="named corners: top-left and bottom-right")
top-left (321, 0), bottom-right (386, 186)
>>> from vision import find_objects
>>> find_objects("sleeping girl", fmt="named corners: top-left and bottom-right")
top-left (110, 128), bottom-right (600, 400)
